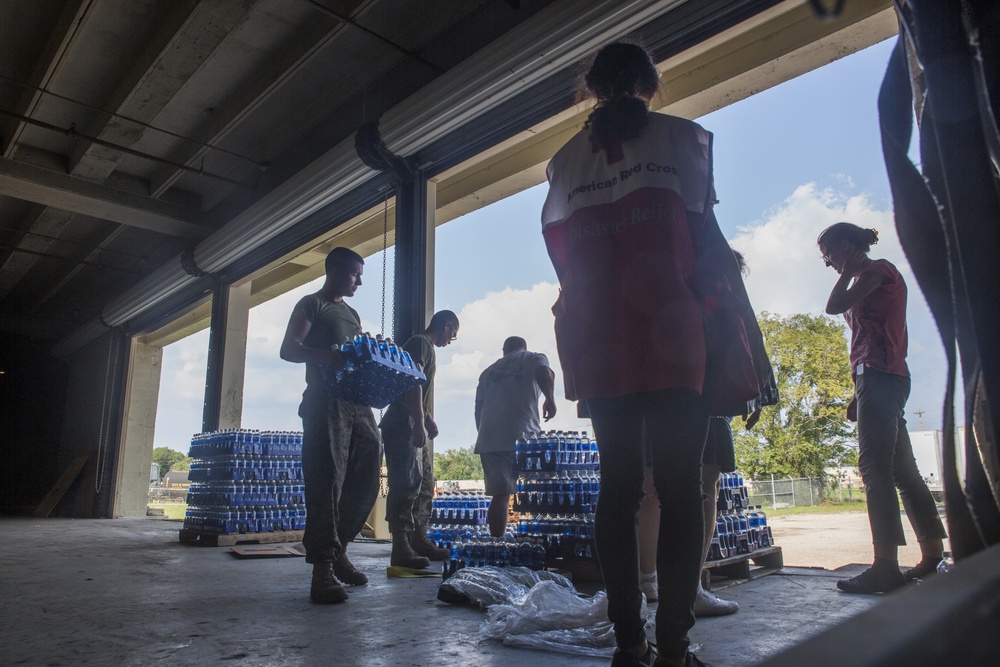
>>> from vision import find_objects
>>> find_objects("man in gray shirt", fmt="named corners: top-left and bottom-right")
top-left (474, 336), bottom-right (557, 536)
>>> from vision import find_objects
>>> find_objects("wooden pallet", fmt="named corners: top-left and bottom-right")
top-left (549, 556), bottom-right (603, 582)
top-left (703, 545), bottom-right (783, 591)
top-left (178, 528), bottom-right (305, 547)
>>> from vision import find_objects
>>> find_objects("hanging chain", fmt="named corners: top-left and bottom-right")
top-left (380, 189), bottom-right (389, 337)
top-left (379, 190), bottom-right (390, 421)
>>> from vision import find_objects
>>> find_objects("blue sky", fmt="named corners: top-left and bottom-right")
top-left (154, 37), bottom-right (958, 455)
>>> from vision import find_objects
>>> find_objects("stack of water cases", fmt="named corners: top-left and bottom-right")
top-left (707, 471), bottom-right (774, 561)
top-left (426, 491), bottom-right (532, 578)
top-left (428, 490), bottom-right (490, 547)
top-left (183, 429), bottom-right (306, 535)
top-left (513, 430), bottom-right (601, 563)
top-left (320, 333), bottom-right (426, 408)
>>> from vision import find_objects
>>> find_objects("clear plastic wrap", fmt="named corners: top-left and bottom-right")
top-left (439, 566), bottom-right (651, 657)
top-left (437, 566), bottom-right (574, 608)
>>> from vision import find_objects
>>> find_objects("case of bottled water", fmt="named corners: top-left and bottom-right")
top-left (318, 333), bottom-right (426, 408)
top-left (183, 429), bottom-right (307, 535)
top-left (512, 430), bottom-right (600, 564)
top-left (707, 471), bottom-right (773, 561)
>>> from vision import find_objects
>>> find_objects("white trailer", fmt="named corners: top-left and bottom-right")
top-left (909, 429), bottom-right (967, 502)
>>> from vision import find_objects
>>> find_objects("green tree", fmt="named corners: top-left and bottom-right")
top-left (151, 447), bottom-right (190, 477)
top-left (733, 312), bottom-right (857, 482)
top-left (434, 446), bottom-right (484, 481)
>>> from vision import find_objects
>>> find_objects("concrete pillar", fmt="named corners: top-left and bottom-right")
top-left (202, 280), bottom-right (251, 431)
top-left (113, 338), bottom-right (162, 517)
top-left (219, 281), bottom-right (251, 430)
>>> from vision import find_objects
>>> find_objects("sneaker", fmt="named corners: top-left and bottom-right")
top-left (391, 532), bottom-right (431, 569)
top-left (836, 565), bottom-right (906, 594)
top-left (903, 557), bottom-right (942, 582)
top-left (310, 562), bottom-right (349, 603)
top-left (693, 587), bottom-right (738, 617)
top-left (610, 641), bottom-right (657, 666)
top-left (410, 531), bottom-right (450, 561)
top-left (333, 552), bottom-right (369, 586)
top-left (640, 572), bottom-right (658, 602)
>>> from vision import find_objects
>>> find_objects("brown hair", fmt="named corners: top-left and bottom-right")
top-left (581, 41), bottom-right (660, 148)
top-left (817, 222), bottom-right (879, 253)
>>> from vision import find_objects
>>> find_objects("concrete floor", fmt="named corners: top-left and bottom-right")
top-left (0, 517), bottom-right (884, 666)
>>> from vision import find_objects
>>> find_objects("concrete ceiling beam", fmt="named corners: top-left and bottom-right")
top-left (20, 0), bottom-right (262, 305)
top-left (148, 14), bottom-right (346, 198)
top-left (0, 158), bottom-right (214, 239)
top-left (1, 0), bottom-right (96, 159)
top-left (0, 206), bottom-right (75, 298)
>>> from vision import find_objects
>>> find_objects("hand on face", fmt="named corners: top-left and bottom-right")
top-left (821, 241), bottom-right (866, 276)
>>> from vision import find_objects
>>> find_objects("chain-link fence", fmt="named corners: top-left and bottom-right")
top-left (747, 474), bottom-right (867, 509)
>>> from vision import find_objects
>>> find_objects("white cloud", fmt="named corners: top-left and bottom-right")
top-left (433, 282), bottom-right (594, 451)
top-left (732, 183), bottom-right (900, 316)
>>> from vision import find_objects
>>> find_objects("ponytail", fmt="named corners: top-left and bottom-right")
top-left (817, 222), bottom-right (879, 253)
top-left (581, 42), bottom-right (660, 150)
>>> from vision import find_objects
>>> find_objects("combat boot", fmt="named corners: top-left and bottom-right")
top-left (410, 525), bottom-right (449, 561)
top-left (310, 561), bottom-right (349, 603)
top-left (391, 532), bottom-right (431, 569)
top-left (333, 550), bottom-right (369, 585)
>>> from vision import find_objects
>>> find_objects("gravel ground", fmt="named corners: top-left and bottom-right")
top-left (768, 509), bottom-right (950, 570)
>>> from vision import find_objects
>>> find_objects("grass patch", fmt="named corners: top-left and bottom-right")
top-left (762, 501), bottom-right (868, 517)
top-left (148, 503), bottom-right (188, 521)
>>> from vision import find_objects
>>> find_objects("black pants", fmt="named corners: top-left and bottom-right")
top-left (587, 389), bottom-right (709, 661)
top-left (300, 394), bottom-right (382, 563)
top-left (855, 368), bottom-right (946, 549)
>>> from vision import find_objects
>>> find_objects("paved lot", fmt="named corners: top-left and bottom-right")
top-left (769, 509), bottom-right (950, 570)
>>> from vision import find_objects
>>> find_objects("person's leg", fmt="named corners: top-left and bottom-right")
top-left (332, 404), bottom-right (383, 585)
top-left (645, 389), bottom-right (709, 664)
top-left (587, 394), bottom-right (648, 658)
top-left (638, 466), bottom-right (658, 575)
top-left (840, 369), bottom-right (907, 593)
top-left (381, 418), bottom-right (429, 568)
top-left (487, 494), bottom-right (510, 536)
top-left (482, 451), bottom-right (516, 537)
top-left (889, 391), bottom-right (947, 578)
top-left (414, 442), bottom-right (436, 527)
top-left (301, 405), bottom-right (344, 564)
top-left (699, 464), bottom-right (721, 568)
top-left (693, 417), bottom-right (739, 616)
top-left (300, 400), bottom-right (349, 603)
top-left (637, 466), bottom-right (659, 601)
top-left (411, 443), bottom-right (449, 559)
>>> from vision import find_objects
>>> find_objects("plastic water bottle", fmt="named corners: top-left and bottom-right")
top-left (936, 553), bottom-right (954, 574)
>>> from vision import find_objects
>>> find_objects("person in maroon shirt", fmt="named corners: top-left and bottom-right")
top-left (819, 222), bottom-right (946, 594)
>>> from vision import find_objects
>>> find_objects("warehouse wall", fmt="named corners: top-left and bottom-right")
top-left (57, 330), bottom-right (129, 518)
top-left (0, 334), bottom-right (68, 514)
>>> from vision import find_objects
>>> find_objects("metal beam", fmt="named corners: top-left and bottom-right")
top-left (0, 158), bottom-right (214, 239)
top-left (392, 168), bottom-right (432, 343)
